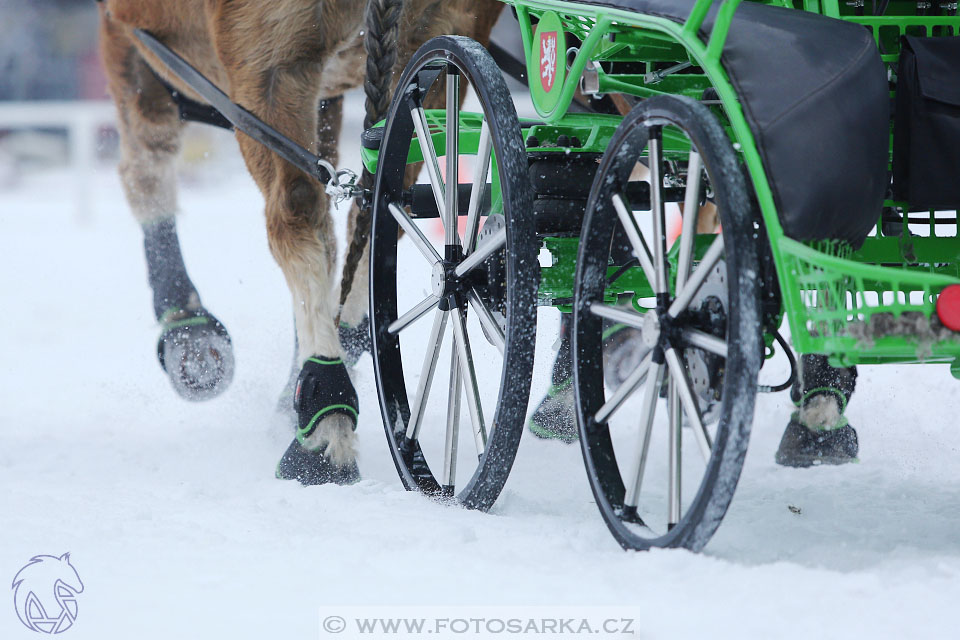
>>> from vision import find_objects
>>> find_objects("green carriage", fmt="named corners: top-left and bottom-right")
top-left (363, 0), bottom-right (960, 550)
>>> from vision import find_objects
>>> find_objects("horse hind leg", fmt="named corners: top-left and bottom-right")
top-left (337, 198), bottom-right (372, 368)
top-left (101, 20), bottom-right (235, 400)
top-left (147, 220), bottom-right (235, 402)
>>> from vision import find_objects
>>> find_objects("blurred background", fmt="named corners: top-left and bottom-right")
top-left (0, 0), bottom-right (240, 211)
top-left (0, 0), bottom-right (105, 101)
top-left (0, 1), bottom-right (525, 211)
top-left (0, 0), bottom-right (114, 191)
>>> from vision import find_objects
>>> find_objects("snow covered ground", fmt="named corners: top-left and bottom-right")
top-left (3, 91), bottom-right (960, 639)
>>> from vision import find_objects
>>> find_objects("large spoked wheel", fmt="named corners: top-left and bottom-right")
top-left (574, 95), bottom-right (763, 550)
top-left (370, 36), bottom-right (537, 511)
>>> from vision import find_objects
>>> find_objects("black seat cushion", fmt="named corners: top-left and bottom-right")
top-left (577, 0), bottom-right (890, 245)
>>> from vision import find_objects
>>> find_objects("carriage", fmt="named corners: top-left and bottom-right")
top-left (137, 0), bottom-right (960, 551)
top-left (362, 0), bottom-right (960, 551)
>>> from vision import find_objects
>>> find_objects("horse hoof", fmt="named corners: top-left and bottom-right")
top-left (338, 316), bottom-right (371, 368)
top-left (157, 309), bottom-right (234, 401)
top-left (275, 438), bottom-right (360, 486)
top-left (277, 356), bottom-right (360, 484)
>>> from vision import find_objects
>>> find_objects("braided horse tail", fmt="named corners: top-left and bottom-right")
top-left (336, 0), bottom-right (403, 323)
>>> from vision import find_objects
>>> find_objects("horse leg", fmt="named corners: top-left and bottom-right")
top-left (100, 17), bottom-right (234, 401)
top-left (277, 97), bottom-right (360, 416)
top-left (337, 200), bottom-right (371, 368)
top-left (220, 51), bottom-right (358, 485)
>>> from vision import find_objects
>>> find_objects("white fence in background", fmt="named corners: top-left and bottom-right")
top-left (0, 100), bottom-right (117, 222)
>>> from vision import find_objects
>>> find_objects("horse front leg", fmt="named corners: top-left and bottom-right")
top-left (100, 13), bottom-right (235, 401)
top-left (277, 97), bottom-right (353, 415)
top-left (227, 64), bottom-right (359, 486)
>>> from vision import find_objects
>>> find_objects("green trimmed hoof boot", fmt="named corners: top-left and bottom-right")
top-left (777, 354), bottom-right (859, 467)
top-left (775, 416), bottom-right (859, 467)
top-left (528, 380), bottom-right (578, 443)
top-left (157, 308), bottom-right (234, 401)
top-left (528, 313), bottom-right (578, 444)
top-left (276, 356), bottom-right (360, 486)
top-left (528, 316), bottom-right (651, 444)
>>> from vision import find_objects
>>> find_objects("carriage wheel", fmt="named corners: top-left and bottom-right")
top-left (574, 95), bottom-right (762, 550)
top-left (370, 36), bottom-right (537, 511)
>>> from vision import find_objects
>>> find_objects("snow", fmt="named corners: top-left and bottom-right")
top-left (3, 90), bottom-right (960, 639)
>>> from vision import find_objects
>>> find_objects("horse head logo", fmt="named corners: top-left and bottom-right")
top-left (11, 553), bottom-right (84, 634)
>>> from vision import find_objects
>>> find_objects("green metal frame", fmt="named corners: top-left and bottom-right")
top-left (367, 0), bottom-right (960, 372)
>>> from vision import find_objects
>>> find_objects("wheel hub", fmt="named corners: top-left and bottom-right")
top-left (683, 261), bottom-right (728, 420)
top-left (431, 261), bottom-right (447, 297)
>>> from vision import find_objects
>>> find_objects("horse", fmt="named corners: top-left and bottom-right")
top-left (97, 0), bottom-right (504, 484)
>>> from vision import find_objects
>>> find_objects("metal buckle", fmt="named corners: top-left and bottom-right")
top-left (321, 162), bottom-right (368, 206)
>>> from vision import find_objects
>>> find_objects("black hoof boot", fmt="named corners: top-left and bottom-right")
top-left (157, 308), bottom-right (234, 401)
top-left (528, 379), bottom-right (578, 443)
top-left (338, 316), bottom-right (371, 368)
top-left (276, 356), bottom-right (360, 486)
top-left (528, 313), bottom-right (578, 443)
top-left (778, 354), bottom-right (859, 467)
top-left (528, 316), bottom-right (648, 443)
top-left (775, 416), bottom-right (859, 467)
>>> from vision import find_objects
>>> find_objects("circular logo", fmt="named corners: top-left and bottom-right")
top-left (11, 553), bottom-right (84, 634)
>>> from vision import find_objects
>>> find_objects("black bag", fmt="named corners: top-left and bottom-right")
top-left (893, 35), bottom-right (960, 211)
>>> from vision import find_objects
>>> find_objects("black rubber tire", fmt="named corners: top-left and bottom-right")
top-left (573, 95), bottom-right (762, 551)
top-left (370, 36), bottom-right (537, 511)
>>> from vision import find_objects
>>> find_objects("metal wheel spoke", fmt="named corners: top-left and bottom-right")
top-left (451, 307), bottom-right (487, 454)
top-left (594, 351), bottom-right (653, 424)
top-left (454, 226), bottom-right (506, 278)
top-left (444, 68), bottom-right (460, 246)
top-left (388, 294), bottom-right (440, 335)
top-left (664, 348), bottom-right (712, 463)
top-left (442, 347), bottom-right (461, 493)
top-left (676, 151), bottom-right (702, 291)
top-left (411, 104), bottom-right (446, 220)
top-left (623, 361), bottom-right (664, 509)
top-left (668, 234), bottom-right (724, 317)
top-left (467, 288), bottom-right (504, 354)
top-left (668, 380), bottom-right (681, 528)
top-left (611, 193), bottom-right (656, 291)
top-left (648, 131), bottom-right (669, 295)
top-left (589, 302), bottom-right (647, 331)
top-left (463, 122), bottom-right (491, 254)
top-left (682, 328), bottom-right (728, 358)
top-left (405, 310), bottom-right (449, 440)
top-left (388, 202), bottom-right (442, 265)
